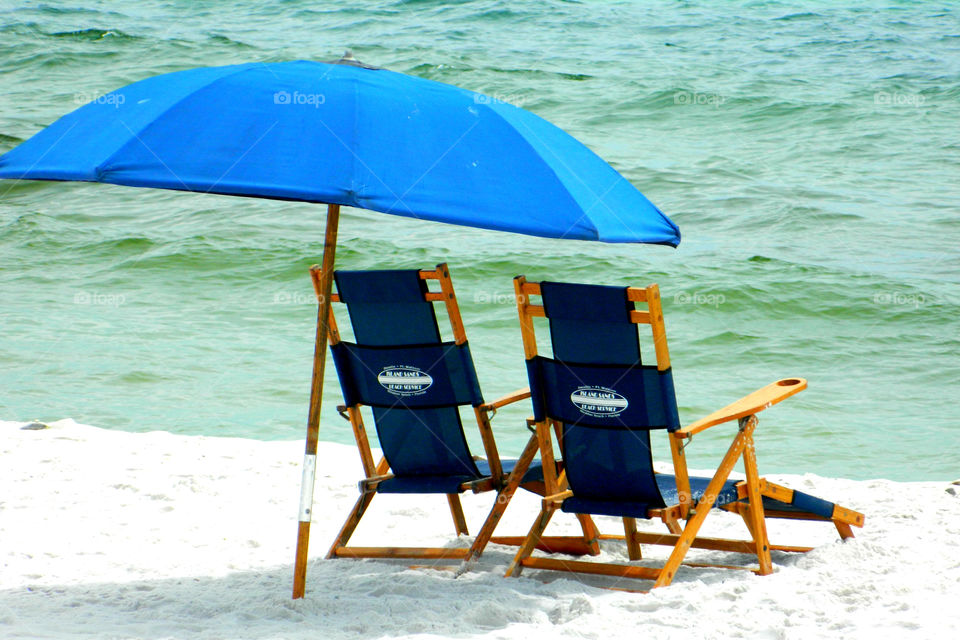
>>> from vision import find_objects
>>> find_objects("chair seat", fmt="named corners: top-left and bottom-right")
top-left (376, 458), bottom-right (545, 494)
top-left (657, 474), bottom-right (742, 509)
top-left (477, 458), bottom-right (545, 484)
top-left (560, 474), bottom-right (741, 519)
top-left (560, 473), bottom-right (837, 520)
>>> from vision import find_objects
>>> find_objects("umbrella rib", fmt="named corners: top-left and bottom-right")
top-left (0, 120), bottom-right (79, 199)
top-left (512, 114), bottom-right (678, 242)
top-left (114, 120), bottom-right (192, 192)
top-left (483, 105), bottom-right (600, 240)
top-left (554, 176), bottom-right (625, 242)
top-left (96, 65), bottom-right (258, 187)
top-left (313, 118), bottom-right (416, 217)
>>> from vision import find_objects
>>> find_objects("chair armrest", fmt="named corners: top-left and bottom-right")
top-left (677, 378), bottom-right (807, 437)
top-left (543, 489), bottom-right (573, 504)
top-left (479, 387), bottom-right (531, 414)
top-left (358, 474), bottom-right (394, 493)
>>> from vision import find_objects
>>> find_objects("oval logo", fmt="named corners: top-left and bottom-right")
top-left (570, 386), bottom-right (628, 418)
top-left (377, 365), bottom-right (433, 397)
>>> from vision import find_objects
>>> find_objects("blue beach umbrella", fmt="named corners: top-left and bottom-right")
top-left (0, 55), bottom-right (680, 597)
top-left (0, 57), bottom-right (679, 245)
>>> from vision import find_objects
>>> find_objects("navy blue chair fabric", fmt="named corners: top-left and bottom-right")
top-left (333, 269), bottom-right (482, 488)
top-left (761, 489), bottom-right (835, 519)
top-left (529, 282), bottom-right (678, 516)
top-left (377, 458), bottom-right (546, 494)
top-left (540, 281), bottom-right (640, 365)
top-left (331, 341), bottom-right (482, 409)
top-left (335, 269), bottom-right (439, 344)
top-left (563, 475), bottom-right (742, 519)
top-left (525, 358), bottom-right (679, 429)
top-left (332, 269), bottom-right (545, 495)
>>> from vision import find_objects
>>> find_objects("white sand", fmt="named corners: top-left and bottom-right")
top-left (1, 419), bottom-right (958, 639)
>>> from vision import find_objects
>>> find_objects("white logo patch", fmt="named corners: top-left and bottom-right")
top-left (378, 366), bottom-right (433, 397)
top-left (571, 386), bottom-right (628, 418)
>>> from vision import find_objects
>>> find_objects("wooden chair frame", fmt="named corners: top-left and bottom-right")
top-left (505, 277), bottom-right (864, 587)
top-left (315, 263), bottom-right (600, 564)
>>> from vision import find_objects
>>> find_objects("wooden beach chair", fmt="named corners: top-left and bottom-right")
top-left (505, 277), bottom-right (864, 587)
top-left (315, 264), bottom-right (600, 564)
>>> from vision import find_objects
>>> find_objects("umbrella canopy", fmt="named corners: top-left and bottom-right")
top-left (0, 59), bottom-right (679, 246)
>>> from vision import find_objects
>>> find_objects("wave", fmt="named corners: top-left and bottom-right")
top-left (47, 28), bottom-right (138, 41)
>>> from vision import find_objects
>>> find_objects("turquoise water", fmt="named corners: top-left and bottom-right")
top-left (1, 1), bottom-right (958, 481)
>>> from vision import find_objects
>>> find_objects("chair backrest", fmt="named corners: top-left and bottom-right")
top-left (329, 267), bottom-right (484, 480)
top-left (515, 277), bottom-right (680, 510)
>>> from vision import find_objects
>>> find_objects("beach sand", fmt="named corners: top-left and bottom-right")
top-left (2, 419), bottom-right (957, 639)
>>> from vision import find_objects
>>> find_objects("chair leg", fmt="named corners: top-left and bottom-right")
top-left (576, 514), bottom-right (601, 556)
top-left (654, 423), bottom-right (751, 587)
top-left (623, 517), bottom-right (642, 560)
top-left (447, 494), bottom-right (469, 536)
top-left (326, 491), bottom-right (376, 559)
top-left (653, 503), bottom-right (712, 587)
top-left (835, 521), bottom-right (855, 540)
top-left (465, 434), bottom-right (540, 562)
top-left (742, 434), bottom-right (773, 575)
top-left (505, 505), bottom-right (556, 578)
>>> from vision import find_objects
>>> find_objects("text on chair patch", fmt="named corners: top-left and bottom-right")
top-left (570, 386), bottom-right (628, 418)
top-left (377, 365), bottom-right (434, 396)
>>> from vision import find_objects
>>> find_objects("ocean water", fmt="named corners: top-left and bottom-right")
top-left (1, 1), bottom-right (958, 481)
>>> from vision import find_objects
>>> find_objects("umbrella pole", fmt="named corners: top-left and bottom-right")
top-left (292, 202), bottom-right (341, 599)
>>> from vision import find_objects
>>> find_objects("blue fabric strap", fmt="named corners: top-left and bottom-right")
top-left (526, 356), bottom-right (680, 431)
top-left (335, 269), bottom-right (427, 304)
top-left (331, 341), bottom-right (484, 408)
top-left (334, 269), bottom-right (440, 346)
top-left (540, 280), bottom-right (640, 365)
